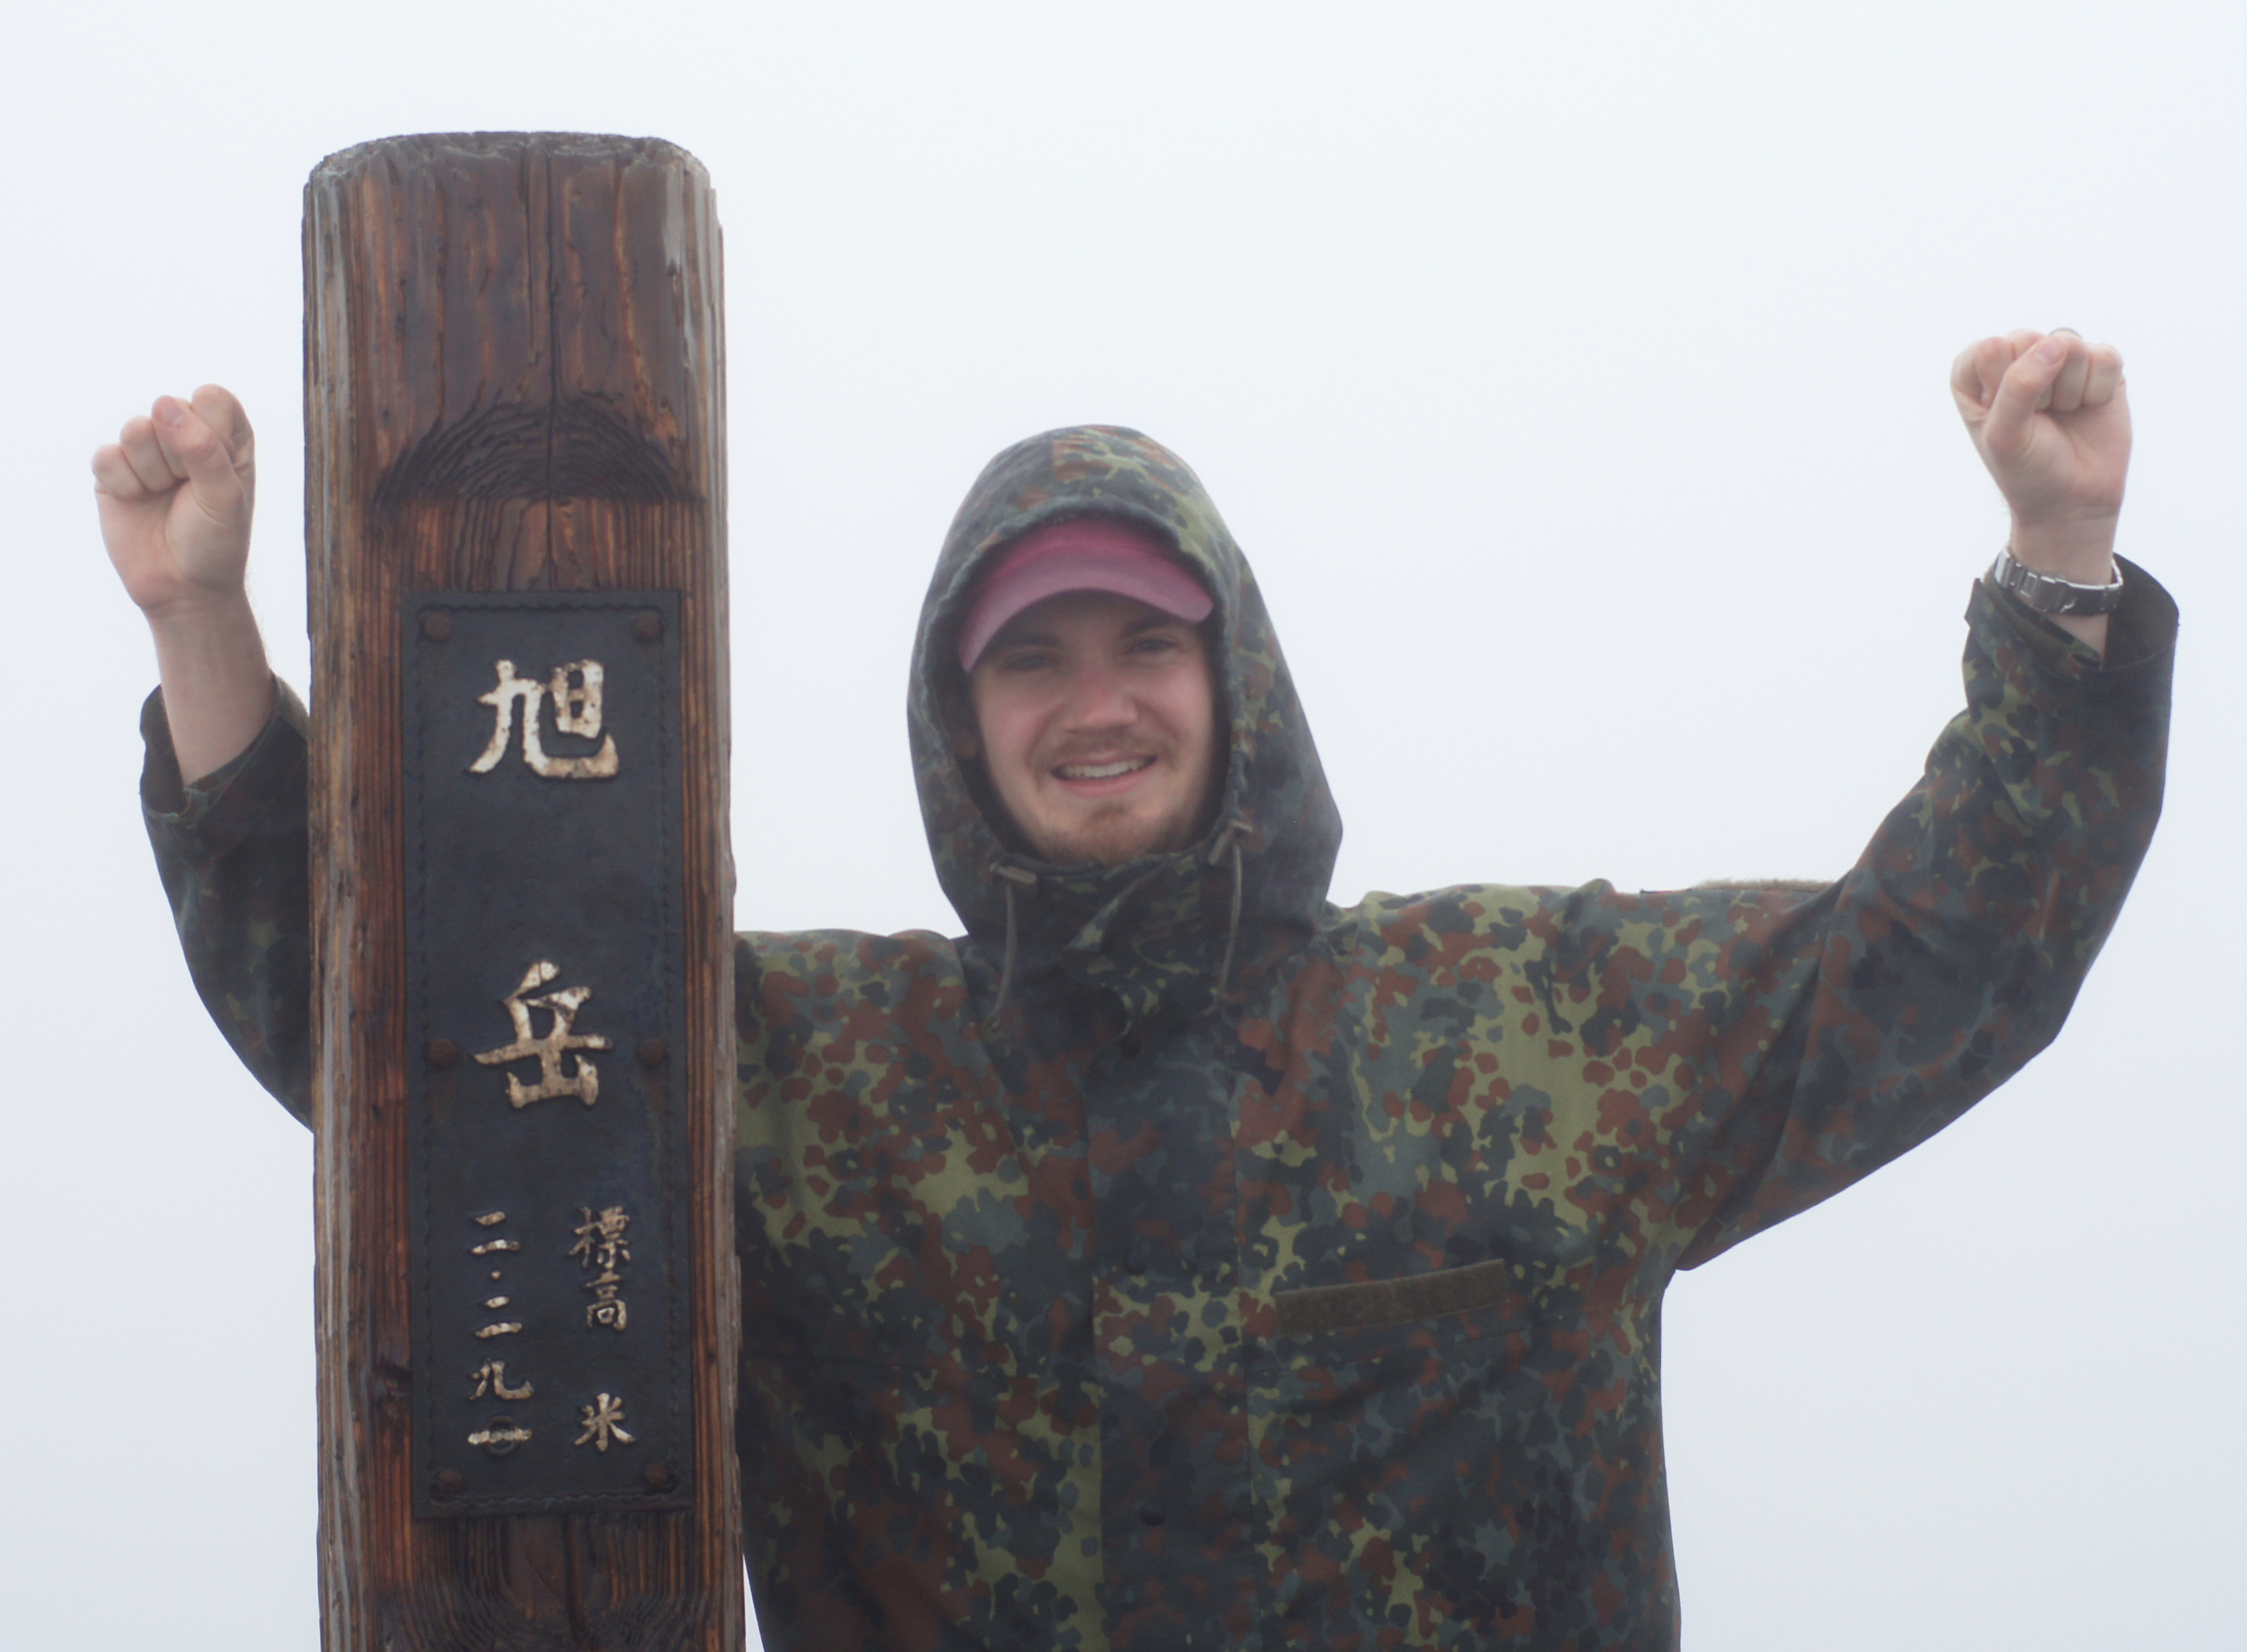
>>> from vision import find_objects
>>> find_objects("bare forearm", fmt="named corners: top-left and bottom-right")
top-left (2010, 514), bottom-right (2117, 660)
top-left (148, 593), bottom-right (275, 783)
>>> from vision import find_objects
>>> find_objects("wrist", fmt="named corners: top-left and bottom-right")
top-left (146, 593), bottom-right (276, 784)
top-left (2006, 513), bottom-right (2119, 585)
top-left (141, 584), bottom-right (256, 636)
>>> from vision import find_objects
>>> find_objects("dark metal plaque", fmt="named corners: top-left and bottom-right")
top-left (403, 593), bottom-right (690, 1517)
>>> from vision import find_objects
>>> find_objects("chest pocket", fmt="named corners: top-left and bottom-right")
top-left (1271, 1255), bottom-right (1520, 1338)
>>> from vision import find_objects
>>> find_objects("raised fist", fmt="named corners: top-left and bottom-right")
top-left (1951, 330), bottom-right (2129, 586)
top-left (92, 385), bottom-right (257, 621)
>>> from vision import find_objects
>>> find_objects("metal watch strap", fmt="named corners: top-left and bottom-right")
top-left (1987, 545), bottom-right (2126, 617)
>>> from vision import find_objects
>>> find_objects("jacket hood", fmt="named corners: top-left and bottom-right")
top-left (908, 426), bottom-right (1343, 1023)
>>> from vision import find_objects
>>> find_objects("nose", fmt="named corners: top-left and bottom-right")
top-left (1058, 657), bottom-right (1135, 730)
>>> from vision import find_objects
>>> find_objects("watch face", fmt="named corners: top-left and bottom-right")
top-left (1995, 550), bottom-right (2123, 617)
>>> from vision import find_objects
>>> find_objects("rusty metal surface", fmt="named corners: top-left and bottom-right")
top-left (403, 591), bottom-right (689, 1517)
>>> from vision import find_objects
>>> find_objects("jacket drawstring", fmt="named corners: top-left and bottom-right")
top-left (991, 862), bottom-right (1038, 1012)
top-left (1209, 821), bottom-right (1246, 995)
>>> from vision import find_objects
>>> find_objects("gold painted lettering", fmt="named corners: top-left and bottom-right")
top-left (473, 960), bottom-right (614, 1109)
top-left (467, 659), bottom-right (619, 779)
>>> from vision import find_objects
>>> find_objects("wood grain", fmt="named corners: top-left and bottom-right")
top-left (304, 132), bottom-right (740, 1651)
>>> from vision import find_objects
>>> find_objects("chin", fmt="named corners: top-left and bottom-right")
top-left (1038, 811), bottom-right (1186, 868)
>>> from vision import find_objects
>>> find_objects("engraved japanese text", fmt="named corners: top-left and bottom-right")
top-left (569, 1205), bottom-right (633, 1332)
top-left (574, 1393), bottom-right (635, 1452)
top-left (473, 960), bottom-right (614, 1108)
top-left (469, 659), bottom-right (620, 779)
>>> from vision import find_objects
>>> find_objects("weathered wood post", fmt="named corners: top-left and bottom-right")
top-left (303, 132), bottom-right (740, 1650)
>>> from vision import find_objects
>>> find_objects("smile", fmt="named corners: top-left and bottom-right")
top-left (1053, 757), bottom-right (1155, 781)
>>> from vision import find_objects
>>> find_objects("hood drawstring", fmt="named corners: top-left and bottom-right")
top-left (1209, 821), bottom-right (1248, 995)
top-left (990, 862), bottom-right (1038, 1013)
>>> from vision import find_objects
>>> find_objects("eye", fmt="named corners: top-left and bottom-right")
top-left (1127, 632), bottom-right (1184, 658)
top-left (994, 647), bottom-right (1058, 674)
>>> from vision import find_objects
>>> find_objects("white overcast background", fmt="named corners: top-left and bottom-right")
top-left (5, 2), bottom-right (2238, 1647)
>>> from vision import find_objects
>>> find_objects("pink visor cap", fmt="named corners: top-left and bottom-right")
top-left (956, 517), bottom-right (1215, 672)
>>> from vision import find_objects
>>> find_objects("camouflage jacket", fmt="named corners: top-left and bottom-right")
top-left (144, 427), bottom-right (2173, 1651)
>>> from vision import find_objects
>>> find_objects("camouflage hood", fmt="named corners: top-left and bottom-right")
top-left (907, 426), bottom-right (1343, 1024)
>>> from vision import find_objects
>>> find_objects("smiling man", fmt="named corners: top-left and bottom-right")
top-left (103, 329), bottom-right (2173, 1650)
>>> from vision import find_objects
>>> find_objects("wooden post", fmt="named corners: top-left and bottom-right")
top-left (303, 133), bottom-right (740, 1650)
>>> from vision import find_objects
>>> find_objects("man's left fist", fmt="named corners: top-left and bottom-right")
top-left (1951, 329), bottom-right (2129, 585)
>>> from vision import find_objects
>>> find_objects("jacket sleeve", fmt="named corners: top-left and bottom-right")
top-left (140, 681), bottom-right (315, 1126)
top-left (1663, 559), bottom-right (2174, 1270)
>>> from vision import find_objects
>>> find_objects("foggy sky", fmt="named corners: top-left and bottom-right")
top-left (6, 3), bottom-right (2238, 1647)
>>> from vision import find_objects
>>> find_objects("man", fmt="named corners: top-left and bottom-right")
top-left (97, 329), bottom-right (2171, 1649)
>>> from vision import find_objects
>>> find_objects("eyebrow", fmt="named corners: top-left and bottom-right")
top-left (988, 612), bottom-right (1186, 652)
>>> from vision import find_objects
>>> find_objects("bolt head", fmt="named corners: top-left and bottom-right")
top-left (422, 611), bottom-right (454, 642)
top-left (632, 613), bottom-right (663, 643)
top-left (644, 1461), bottom-right (678, 1491)
top-left (432, 1468), bottom-right (465, 1496)
top-left (637, 1038), bottom-right (667, 1069)
top-left (426, 1037), bottom-right (461, 1069)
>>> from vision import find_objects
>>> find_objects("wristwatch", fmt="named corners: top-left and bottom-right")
top-left (1987, 545), bottom-right (2125, 616)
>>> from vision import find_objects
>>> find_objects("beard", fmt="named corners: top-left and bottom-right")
top-left (1036, 800), bottom-right (1196, 868)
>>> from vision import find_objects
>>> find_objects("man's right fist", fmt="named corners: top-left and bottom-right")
top-left (92, 386), bottom-right (257, 621)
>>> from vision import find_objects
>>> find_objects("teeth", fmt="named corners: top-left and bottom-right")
top-left (1057, 758), bottom-right (1152, 781)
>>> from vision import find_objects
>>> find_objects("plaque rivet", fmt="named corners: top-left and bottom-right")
top-left (644, 1462), bottom-right (678, 1491)
top-left (422, 611), bottom-right (454, 642)
top-left (432, 1468), bottom-right (465, 1497)
top-left (637, 1038), bottom-right (667, 1068)
top-left (426, 1037), bottom-right (461, 1069)
top-left (633, 613), bottom-right (663, 643)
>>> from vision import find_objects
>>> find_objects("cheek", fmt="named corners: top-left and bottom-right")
top-left (1159, 676), bottom-right (1219, 766)
top-left (977, 698), bottom-right (1045, 781)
